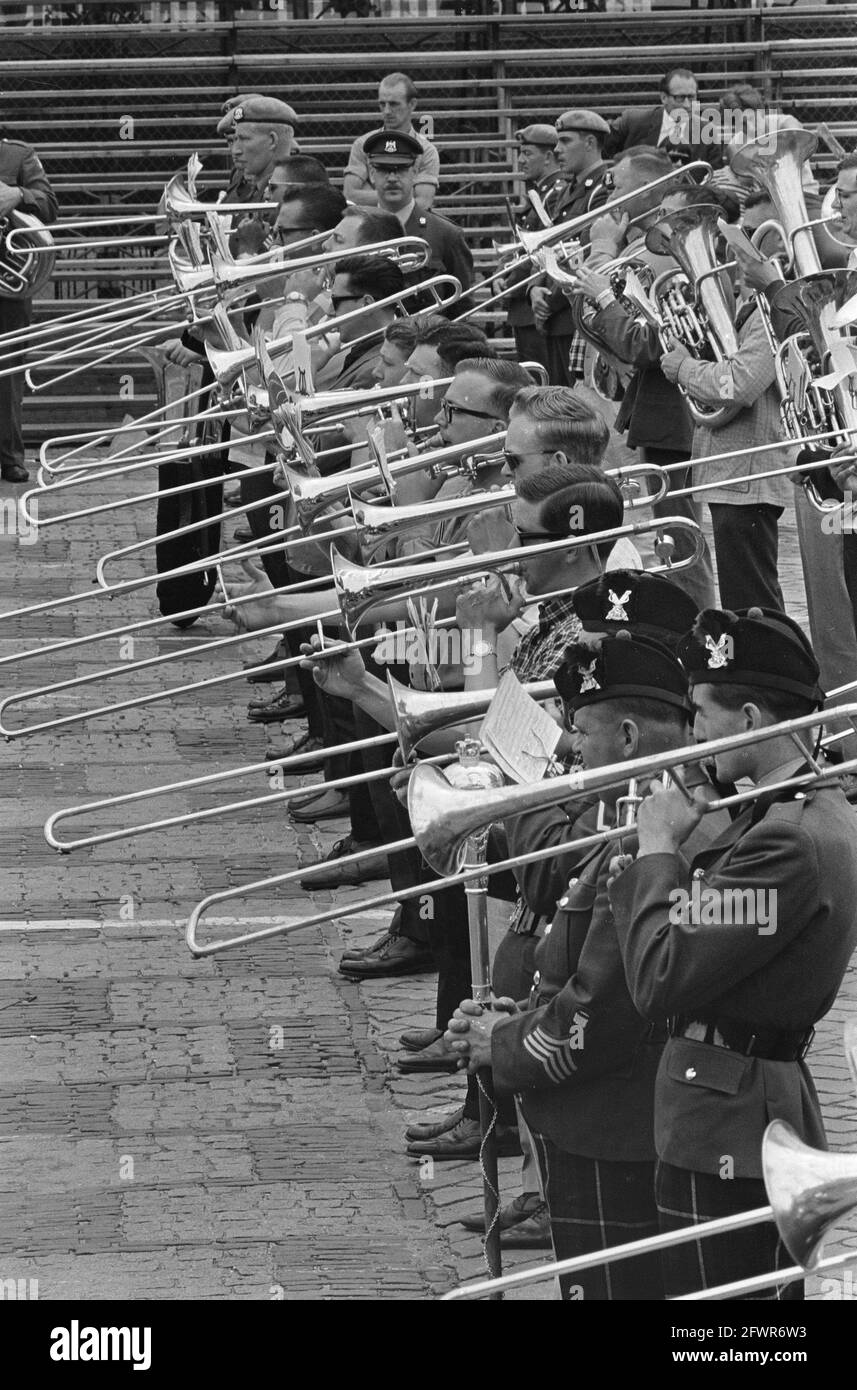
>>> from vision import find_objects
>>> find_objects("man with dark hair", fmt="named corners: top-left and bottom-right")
top-left (605, 67), bottom-right (711, 167)
top-left (362, 129), bottom-right (473, 316)
top-left (609, 607), bottom-right (857, 1300)
top-left (326, 254), bottom-right (405, 388)
top-left (345, 72), bottom-right (439, 212)
top-left (529, 110), bottom-right (611, 387)
top-left (323, 206), bottom-right (405, 253)
top-left (267, 154), bottom-right (330, 202)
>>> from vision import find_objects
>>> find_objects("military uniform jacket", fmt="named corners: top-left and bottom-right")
top-left (609, 780), bottom-right (857, 1178)
top-left (531, 162), bottom-right (609, 338)
top-left (0, 137), bottom-right (57, 226)
top-left (491, 832), bottom-right (663, 1162)
top-left (402, 206), bottom-right (473, 318)
top-left (506, 171), bottom-right (566, 328)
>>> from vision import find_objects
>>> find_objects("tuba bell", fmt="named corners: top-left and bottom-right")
top-left (0, 209), bottom-right (55, 299)
top-left (644, 200), bottom-right (740, 428)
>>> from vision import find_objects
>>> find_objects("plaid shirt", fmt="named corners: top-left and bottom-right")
top-left (507, 595), bottom-right (583, 682)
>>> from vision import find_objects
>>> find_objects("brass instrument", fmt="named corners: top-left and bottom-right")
top-left (445, 1118), bottom-right (857, 1301)
top-left (0, 210), bottom-right (56, 298)
top-left (183, 702), bottom-right (857, 956)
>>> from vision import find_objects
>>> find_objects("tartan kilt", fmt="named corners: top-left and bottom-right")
top-left (655, 1160), bottom-right (804, 1301)
top-left (531, 1132), bottom-right (664, 1301)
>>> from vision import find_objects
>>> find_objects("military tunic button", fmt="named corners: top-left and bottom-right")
top-left (568, 877), bottom-right (578, 887)
top-left (558, 896), bottom-right (569, 907)
top-left (533, 970), bottom-right (541, 986)
top-left (685, 1067), bottom-right (697, 1079)
top-left (693, 869), bottom-right (704, 879)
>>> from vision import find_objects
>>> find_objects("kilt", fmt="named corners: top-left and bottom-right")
top-left (655, 1160), bottom-right (804, 1301)
top-left (531, 1132), bottom-right (663, 1300)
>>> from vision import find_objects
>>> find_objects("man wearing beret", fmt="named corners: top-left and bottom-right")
top-left (363, 128), bottom-right (473, 318)
top-left (609, 608), bottom-right (857, 1298)
top-left (345, 73), bottom-right (439, 212)
top-left (529, 110), bottom-right (611, 388)
top-left (447, 633), bottom-right (720, 1298)
top-left (504, 126), bottom-right (565, 372)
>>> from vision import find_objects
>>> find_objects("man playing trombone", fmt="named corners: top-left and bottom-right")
top-left (608, 607), bottom-right (857, 1299)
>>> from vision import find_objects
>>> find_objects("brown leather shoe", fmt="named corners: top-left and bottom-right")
top-left (404, 1105), bottom-right (465, 1143)
top-left (399, 1027), bottom-right (442, 1052)
top-left (339, 933), bottom-right (435, 980)
top-left (459, 1193), bottom-right (551, 1250)
top-left (397, 1035), bottom-right (460, 1073)
top-left (406, 1116), bottom-right (522, 1161)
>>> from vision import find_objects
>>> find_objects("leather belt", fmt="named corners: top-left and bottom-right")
top-left (669, 1015), bottom-right (815, 1062)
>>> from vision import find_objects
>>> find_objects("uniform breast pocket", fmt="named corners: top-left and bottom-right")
top-left (665, 1038), bottom-right (749, 1095)
top-left (550, 881), bottom-right (598, 978)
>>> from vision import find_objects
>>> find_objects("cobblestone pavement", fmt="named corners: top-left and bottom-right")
top-left (1, 452), bottom-right (855, 1302)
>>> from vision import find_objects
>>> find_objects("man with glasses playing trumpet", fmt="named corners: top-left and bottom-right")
top-left (606, 608), bottom-right (857, 1299)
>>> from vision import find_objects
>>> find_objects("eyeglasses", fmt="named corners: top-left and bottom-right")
top-left (440, 400), bottom-right (499, 423)
top-left (515, 526), bottom-right (565, 546)
top-left (273, 225), bottom-right (316, 241)
top-left (502, 448), bottom-right (550, 472)
top-left (330, 293), bottom-right (361, 312)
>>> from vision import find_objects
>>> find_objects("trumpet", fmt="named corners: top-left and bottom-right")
top-left (184, 702), bottom-right (857, 956)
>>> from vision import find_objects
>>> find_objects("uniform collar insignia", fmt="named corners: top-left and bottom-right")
top-left (705, 633), bottom-right (731, 669)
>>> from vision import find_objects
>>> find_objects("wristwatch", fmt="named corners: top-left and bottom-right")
top-left (285, 291), bottom-right (308, 306)
top-left (468, 639), bottom-right (497, 660)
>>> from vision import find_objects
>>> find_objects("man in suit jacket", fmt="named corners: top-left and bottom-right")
top-left (362, 128), bottom-right (473, 317)
top-left (609, 608), bottom-right (857, 1300)
top-left (446, 635), bottom-right (712, 1299)
top-left (605, 66), bottom-right (716, 168)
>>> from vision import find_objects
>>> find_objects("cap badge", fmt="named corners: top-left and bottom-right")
top-left (705, 634), bottom-right (730, 670)
top-left (579, 660), bottom-right (601, 693)
top-left (232, 106), bottom-right (243, 122)
top-left (385, 139), bottom-right (397, 153)
top-left (605, 589), bottom-right (631, 622)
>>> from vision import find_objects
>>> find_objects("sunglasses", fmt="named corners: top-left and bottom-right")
top-left (330, 293), bottom-right (361, 312)
top-left (440, 400), bottom-right (499, 423)
top-left (515, 526), bottom-right (565, 546)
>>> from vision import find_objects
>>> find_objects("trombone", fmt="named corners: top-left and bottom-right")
top-left (43, 676), bottom-right (557, 853)
top-left (0, 516), bottom-right (701, 739)
top-left (182, 702), bottom-right (857, 956)
top-left (445, 1118), bottom-right (857, 1300)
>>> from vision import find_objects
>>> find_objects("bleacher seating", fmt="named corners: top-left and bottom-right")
top-left (0, 1), bottom-right (855, 438)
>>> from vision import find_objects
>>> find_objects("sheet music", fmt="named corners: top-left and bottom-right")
top-left (479, 670), bottom-right (561, 784)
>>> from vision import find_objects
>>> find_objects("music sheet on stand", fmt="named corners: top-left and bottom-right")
top-left (480, 671), bottom-right (561, 784)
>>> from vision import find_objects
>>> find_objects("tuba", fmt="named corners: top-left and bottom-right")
top-left (0, 209), bottom-right (55, 299)
top-left (644, 200), bottom-right (740, 428)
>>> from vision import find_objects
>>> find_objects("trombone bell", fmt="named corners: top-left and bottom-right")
top-left (762, 1118), bottom-right (857, 1270)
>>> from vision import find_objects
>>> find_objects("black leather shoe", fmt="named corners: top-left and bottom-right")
top-left (406, 1117), bottom-right (522, 1161)
top-left (1, 462), bottom-right (28, 483)
top-left (266, 733), bottom-right (325, 772)
top-left (289, 788), bottom-right (350, 823)
top-left (404, 1104), bottom-right (465, 1143)
top-left (245, 640), bottom-right (287, 683)
top-left (247, 689), bottom-right (306, 723)
top-left (399, 1027), bottom-right (442, 1052)
top-left (302, 835), bottom-right (389, 890)
top-left (459, 1194), bottom-right (551, 1248)
top-left (234, 525), bottom-right (253, 542)
top-left (397, 1036), bottom-right (460, 1073)
top-left (339, 933), bottom-right (435, 980)
top-left (340, 928), bottom-right (393, 962)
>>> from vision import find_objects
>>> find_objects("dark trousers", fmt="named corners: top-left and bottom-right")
top-left (545, 333), bottom-right (574, 388)
top-left (531, 1134), bottom-right (664, 1300)
top-left (512, 324), bottom-right (550, 375)
top-left (656, 1160), bottom-right (803, 1301)
top-left (0, 297), bottom-right (30, 469)
top-left (844, 533), bottom-right (857, 631)
top-left (239, 460), bottom-right (325, 739)
top-left (644, 446), bottom-right (716, 613)
top-left (709, 503), bottom-right (784, 612)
